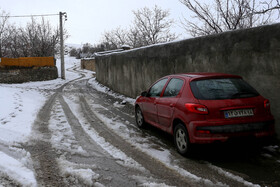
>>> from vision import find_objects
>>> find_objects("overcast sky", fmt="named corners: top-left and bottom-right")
top-left (0, 0), bottom-right (192, 45)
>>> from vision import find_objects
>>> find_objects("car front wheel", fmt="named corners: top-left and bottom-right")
top-left (174, 123), bottom-right (191, 156)
top-left (135, 106), bottom-right (146, 128)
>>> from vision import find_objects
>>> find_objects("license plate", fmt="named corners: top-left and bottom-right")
top-left (224, 109), bottom-right (254, 118)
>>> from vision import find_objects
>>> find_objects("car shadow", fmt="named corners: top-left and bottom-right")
top-left (189, 136), bottom-right (279, 161)
top-left (188, 137), bottom-right (280, 186)
top-left (139, 123), bottom-right (280, 185)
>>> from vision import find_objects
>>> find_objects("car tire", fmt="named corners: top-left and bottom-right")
top-left (135, 106), bottom-right (146, 128)
top-left (174, 123), bottom-right (191, 156)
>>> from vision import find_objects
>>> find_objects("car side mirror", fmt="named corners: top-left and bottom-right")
top-left (141, 91), bottom-right (148, 97)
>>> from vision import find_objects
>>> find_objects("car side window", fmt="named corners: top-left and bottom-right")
top-left (149, 78), bottom-right (168, 97)
top-left (163, 78), bottom-right (184, 97)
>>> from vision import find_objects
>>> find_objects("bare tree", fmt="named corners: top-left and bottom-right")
top-left (126, 27), bottom-right (143, 48)
top-left (0, 7), bottom-right (63, 58)
top-left (0, 9), bottom-right (10, 57)
top-left (102, 5), bottom-right (177, 49)
top-left (24, 17), bottom-right (59, 57)
top-left (4, 25), bottom-right (22, 57)
top-left (180, 0), bottom-right (280, 37)
top-left (5, 17), bottom-right (60, 58)
top-left (133, 5), bottom-right (177, 45)
top-left (103, 27), bottom-right (128, 49)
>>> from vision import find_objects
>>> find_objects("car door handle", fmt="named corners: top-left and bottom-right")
top-left (170, 103), bottom-right (175, 107)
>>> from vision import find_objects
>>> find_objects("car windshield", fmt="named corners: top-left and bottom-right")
top-left (190, 78), bottom-right (259, 100)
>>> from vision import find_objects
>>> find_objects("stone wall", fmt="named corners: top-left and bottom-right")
top-left (95, 23), bottom-right (280, 136)
top-left (81, 58), bottom-right (95, 72)
top-left (0, 66), bottom-right (58, 83)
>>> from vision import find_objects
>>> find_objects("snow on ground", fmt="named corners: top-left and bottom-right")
top-left (0, 55), bottom-right (144, 186)
top-left (49, 99), bottom-right (87, 156)
top-left (0, 56), bottom-right (80, 144)
top-left (88, 78), bottom-right (136, 104)
top-left (57, 157), bottom-right (101, 186)
top-left (0, 151), bottom-right (36, 186)
top-left (62, 96), bottom-right (147, 173)
top-left (0, 87), bottom-right (46, 144)
top-left (207, 164), bottom-right (260, 187)
top-left (58, 96), bottom-right (178, 186)
top-left (82, 96), bottom-right (222, 186)
top-left (0, 56), bottom-right (82, 186)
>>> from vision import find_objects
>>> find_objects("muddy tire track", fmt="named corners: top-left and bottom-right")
top-left (20, 72), bottom-right (84, 186)
top-left (23, 93), bottom-right (66, 187)
top-left (57, 94), bottom-right (153, 186)
top-left (79, 95), bottom-right (198, 187)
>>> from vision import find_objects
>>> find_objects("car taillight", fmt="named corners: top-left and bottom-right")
top-left (185, 103), bottom-right (208, 114)
top-left (264, 99), bottom-right (270, 110)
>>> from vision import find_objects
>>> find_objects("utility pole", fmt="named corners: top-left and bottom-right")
top-left (59, 12), bottom-right (67, 79)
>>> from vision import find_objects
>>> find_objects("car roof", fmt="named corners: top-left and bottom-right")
top-left (168, 73), bottom-right (242, 80)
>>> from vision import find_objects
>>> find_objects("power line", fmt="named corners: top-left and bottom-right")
top-left (0, 13), bottom-right (59, 18)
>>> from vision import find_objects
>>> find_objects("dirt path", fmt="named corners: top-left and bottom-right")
top-left (21, 75), bottom-right (184, 186)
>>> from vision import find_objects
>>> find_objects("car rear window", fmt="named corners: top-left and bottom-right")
top-left (190, 78), bottom-right (259, 100)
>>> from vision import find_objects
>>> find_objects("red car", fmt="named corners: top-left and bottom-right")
top-left (135, 73), bottom-right (275, 156)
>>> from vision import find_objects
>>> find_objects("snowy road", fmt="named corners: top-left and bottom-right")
top-left (0, 57), bottom-right (280, 186)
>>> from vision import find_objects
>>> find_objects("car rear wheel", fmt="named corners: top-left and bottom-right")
top-left (135, 106), bottom-right (146, 128)
top-left (174, 123), bottom-right (191, 156)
